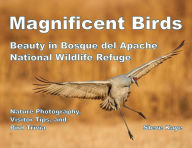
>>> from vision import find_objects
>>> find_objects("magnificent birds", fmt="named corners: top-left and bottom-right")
top-left (34, 41), bottom-right (184, 140)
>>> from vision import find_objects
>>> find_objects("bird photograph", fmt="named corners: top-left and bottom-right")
top-left (34, 41), bottom-right (185, 140)
top-left (1, 0), bottom-right (192, 147)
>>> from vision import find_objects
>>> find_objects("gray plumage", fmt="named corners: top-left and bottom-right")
top-left (34, 41), bottom-right (184, 140)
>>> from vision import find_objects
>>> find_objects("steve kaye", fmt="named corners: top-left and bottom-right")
top-left (10, 16), bottom-right (182, 33)
top-left (144, 124), bottom-right (182, 132)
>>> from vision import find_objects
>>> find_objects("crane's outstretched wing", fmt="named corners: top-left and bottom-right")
top-left (127, 41), bottom-right (184, 80)
top-left (34, 77), bottom-right (112, 100)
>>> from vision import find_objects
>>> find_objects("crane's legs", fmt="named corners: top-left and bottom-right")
top-left (123, 102), bottom-right (146, 119)
top-left (119, 108), bottom-right (134, 140)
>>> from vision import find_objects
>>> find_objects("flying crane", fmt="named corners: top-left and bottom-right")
top-left (34, 41), bottom-right (184, 140)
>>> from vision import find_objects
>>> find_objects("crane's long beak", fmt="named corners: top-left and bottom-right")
top-left (135, 80), bottom-right (139, 87)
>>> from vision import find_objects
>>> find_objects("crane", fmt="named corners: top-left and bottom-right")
top-left (34, 41), bottom-right (184, 140)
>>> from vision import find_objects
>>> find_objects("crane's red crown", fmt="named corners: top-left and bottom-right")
top-left (133, 77), bottom-right (138, 81)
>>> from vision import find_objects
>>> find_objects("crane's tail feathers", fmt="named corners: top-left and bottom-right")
top-left (100, 97), bottom-right (117, 111)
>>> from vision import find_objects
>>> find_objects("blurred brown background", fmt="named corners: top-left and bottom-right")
top-left (0, 0), bottom-right (192, 147)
